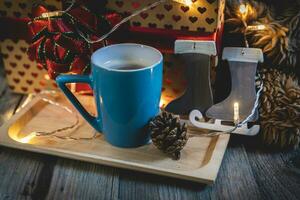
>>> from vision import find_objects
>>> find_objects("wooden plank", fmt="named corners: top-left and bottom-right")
top-left (0, 66), bottom-right (58, 199)
top-left (46, 159), bottom-right (119, 200)
top-left (244, 139), bottom-right (300, 200)
top-left (0, 193), bottom-right (31, 200)
top-left (0, 65), bottom-right (56, 199)
top-left (0, 148), bottom-right (57, 199)
top-left (203, 137), bottom-right (262, 200)
top-left (119, 169), bottom-right (201, 200)
top-left (118, 137), bottom-right (263, 200)
top-left (0, 70), bottom-right (56, 199)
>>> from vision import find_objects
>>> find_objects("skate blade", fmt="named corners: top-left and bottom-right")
top-left (189, 110), bottom-right (260, 136)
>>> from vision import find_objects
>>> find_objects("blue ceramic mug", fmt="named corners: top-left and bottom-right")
top-left (56, 43), bottom-right (163, 148)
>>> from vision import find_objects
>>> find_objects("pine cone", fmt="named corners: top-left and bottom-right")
top-left (149, 111), bottom-right (188, 160)
top-left (287, 11), bottom-right (300, 72)
top-left (259, 69), bottom-right (300, 149)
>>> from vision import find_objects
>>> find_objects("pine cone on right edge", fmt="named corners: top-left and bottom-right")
top-left (149, 111), bottom-right (188, 160)
top-left (259, 69), bottom-right (300, 149)
top-left (287, 10), bottom-right (300, 73)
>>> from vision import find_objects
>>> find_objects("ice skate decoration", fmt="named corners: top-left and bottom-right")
top-left (189, 47), bottom-right (264, 136)
top-left (165, 40), bottom-right (217, 115)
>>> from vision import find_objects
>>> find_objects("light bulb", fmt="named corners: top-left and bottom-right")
top-left (246, 24), bottom-right (266, 31)
top-left (256, 24), bottom-right (266, 30)
top-left (238, 3), bottom-right (255, 21)
top-left (41, 11), bottom-right (63, 18)
top-left (239, 4), bottom-right (247, 15)
top-left (44, 74), bottom-right (50, 80)
top-left (160, 98), bottom-right (166, 108)
top-left (233, 102), bottom-right (240, 124)
top-left (17, 132), bottom-right (37, 143)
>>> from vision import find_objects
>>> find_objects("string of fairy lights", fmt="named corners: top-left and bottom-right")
top-left (15, 0), bottom-right (266, 143)
top-left (238, 3), bottom-right (266, 47)
top-left (15, 0), bottom-right (195, 143)
top-left (40, 0), bottom-right (194, 44)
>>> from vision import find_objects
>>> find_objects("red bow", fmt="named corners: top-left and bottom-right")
top-left (28, 4), bottom-right (121, 79)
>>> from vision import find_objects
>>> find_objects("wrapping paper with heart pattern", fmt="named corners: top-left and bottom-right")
top-left (107, 0), bottom-right (225, 33)
top-left (1, 39), bottom-right (58, 93)
top-left (1, 38), bottom-right (187, 104)
top-left (1, 0), bottom-right (223, 104)
top-left (0, 0), bottom-right (62, 93)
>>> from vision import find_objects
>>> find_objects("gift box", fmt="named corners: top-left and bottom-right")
top-left (0, 17), bottom-right (60, 94)
top-left (0, 0), bottom-right (224, 104)
top-left (106, 0), bottom-right (225, 105)
top-left (1, 38), bottom-right (58, 93)
top-left (0, 0), bottom-right (62, 93)
top-left (107, 0), bottom-right (224, 33)
top-left (106, 0), bottom-right (225, 53)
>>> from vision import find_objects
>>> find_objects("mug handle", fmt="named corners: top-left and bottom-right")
top-left (56, 75), bottom-right (102, 132)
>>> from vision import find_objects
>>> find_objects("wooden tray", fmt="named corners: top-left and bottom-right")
top-left (0, 94), bottom-right (230, 184)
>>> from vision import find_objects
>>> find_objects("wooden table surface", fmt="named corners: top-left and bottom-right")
top-left (0, 69), bottom-right (300, 200)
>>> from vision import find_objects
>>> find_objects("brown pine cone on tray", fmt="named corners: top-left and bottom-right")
top-left (287, 11), bottom-right (300, 70)
top-left (259, 69), bottom-right (300, 149)
top-left (148, 111), bottom-right (188, 160)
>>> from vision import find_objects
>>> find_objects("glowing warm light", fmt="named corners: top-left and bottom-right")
top-left (239, 4), bottom-right (247, 15)
top-left (70, 83), bottom-right (77, 92)
top-left (247, 24), bottom-right (266, 31)
top-left (41, 11), bottom-right (63, 18)
top-left (173, 0), bottom-right (193, 6)
top-left (160, 98), bottom-right (166, 108)
top-left (256, 25), bottom-right (266, 30)
top-left (16, 132), bottom-right (37, 144)
top-left (234, 102), bottom-right (240, 124)
top-left (44, 74), bottom-right (50, 80)
top-left (238, 4), bottom-right (254, 21)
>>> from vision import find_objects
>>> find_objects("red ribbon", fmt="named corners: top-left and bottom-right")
top-left (27, 4), bottom-right (121, 79)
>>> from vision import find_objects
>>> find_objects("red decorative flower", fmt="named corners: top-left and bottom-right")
top-left (28, 3), bottom-right (121, 79)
